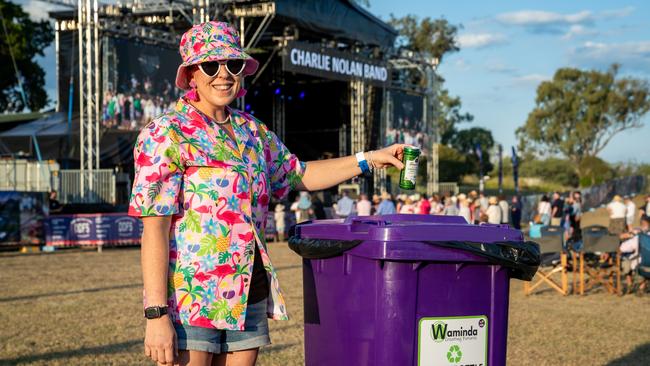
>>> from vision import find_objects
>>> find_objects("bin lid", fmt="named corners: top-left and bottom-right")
top-left (292, 214), bottom-right (523, 243)
top-left (289, 214), bottom-right (540, 281)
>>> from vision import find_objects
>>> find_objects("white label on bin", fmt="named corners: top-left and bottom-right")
top-left (418, 315), bottom-right (488, 366)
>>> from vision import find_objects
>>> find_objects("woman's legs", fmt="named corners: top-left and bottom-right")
top-left (211, 348), bottom-right (259, 366)
top-left (174, 350), bottom-right (213, 366)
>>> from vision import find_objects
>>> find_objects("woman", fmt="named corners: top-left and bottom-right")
top-left (128, 21), bottom-right (406, 366)
top-left (537, 195), bottom-right (552, 226)
top-left (458, 194), bottom-right (471, 224)
top-left (486, 196), bottom-right (502, 224)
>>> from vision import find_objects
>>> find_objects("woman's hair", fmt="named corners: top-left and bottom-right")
top-left (541, 195), bottom-right (549, 202)
top-left (533, 214), bottom-right (542, 224)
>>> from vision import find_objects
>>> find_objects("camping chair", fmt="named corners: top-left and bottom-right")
top-left (524, 226), bottom-right (569, 295)
top-left (636, 234), bottom-right (650, 295)
top-left (579, 225), bottom-right (621, 295)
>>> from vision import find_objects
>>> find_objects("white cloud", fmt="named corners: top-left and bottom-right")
top-left (599, 6), bottom-right (635, 19)
top-left (562, 25), bottom-right (599, 40)
top-left (496, 10), bottom-right (593, 27)
top-left (16, 0), bottom-right (65, 21)
top-left (458, 33), bottom-right (507, 49)
top-left (496, 7), bottom-right (634, 36)
top-left (512, 74), bottom-right (548, 87)
top-left (485, 62), bottom-right (517, 74)
top-left (570, 41), bottom-right (650, 73)
top-left (453, 57), bottom-right (471, 70)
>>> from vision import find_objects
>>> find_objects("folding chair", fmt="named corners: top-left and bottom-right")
top-left (579, 225), bottom-right (621, 295)
top-left (524, 226), bottom-right (569, 295)
top-left (636, 234), bottom-right (650, 295)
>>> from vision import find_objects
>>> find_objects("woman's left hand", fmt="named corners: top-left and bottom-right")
top-left (367, 144), bottom-right (407, 170)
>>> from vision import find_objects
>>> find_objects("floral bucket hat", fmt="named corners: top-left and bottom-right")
top-left (175, 21), bottom-right (259, 90)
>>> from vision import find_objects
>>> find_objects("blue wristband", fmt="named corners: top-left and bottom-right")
top-left (356, 152), bottom-right (371, 174)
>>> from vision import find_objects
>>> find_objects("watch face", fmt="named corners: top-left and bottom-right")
top-left (145, 307), bottom-right (160, 318)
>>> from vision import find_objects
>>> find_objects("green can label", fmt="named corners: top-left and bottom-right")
top-left (418, 315), bottom-right (488, 366)
top-left (399, 146), bottom-right (420, 190)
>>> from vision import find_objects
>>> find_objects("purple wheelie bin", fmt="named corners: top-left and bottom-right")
top-left (289, 214), bottom-right (539, 366)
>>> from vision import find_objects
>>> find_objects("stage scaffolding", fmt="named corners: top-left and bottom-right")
top-left (47, 0), bottom-right (439, 199)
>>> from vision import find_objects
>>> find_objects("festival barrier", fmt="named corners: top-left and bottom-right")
top-left (45, 212), bottom-right (143, 247)
top-left (519, 175), bottom-right (647, 223)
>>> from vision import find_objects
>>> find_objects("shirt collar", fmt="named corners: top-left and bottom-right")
top-left (176, 96), bottom-right (247, 126)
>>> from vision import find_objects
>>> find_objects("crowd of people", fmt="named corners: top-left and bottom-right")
top-left (102, 76), bottom-right (180, 130)
top-left (267, 190), bottom-right (529, 242)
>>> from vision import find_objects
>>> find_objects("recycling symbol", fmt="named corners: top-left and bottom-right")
top-left (447, 344), bottom-right (462, 363)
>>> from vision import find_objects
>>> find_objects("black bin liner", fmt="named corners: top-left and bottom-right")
top-left (289, 234), bottom-right (540, 281)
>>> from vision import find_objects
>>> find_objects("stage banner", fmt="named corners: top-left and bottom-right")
top-left (283, 41), bottom-right (388, 87)
top-left (0, 191), bottom-right (48, 245)
top-left (45, 213), bottom-right (143, 247)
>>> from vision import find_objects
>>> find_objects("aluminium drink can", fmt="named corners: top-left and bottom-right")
top-left (399, 146), bottom-right (420, 190)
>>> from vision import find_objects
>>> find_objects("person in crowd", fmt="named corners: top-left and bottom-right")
top-left (443, 196), bottom-right (459, 216)
top-left (625, 196), bottom-right (637, 232)
top-left (607, 195), bottom-right (627, 235)
top-left (479, 192), bottom-right (489, 213)
top-left (356, 193), bottom-right (372, 216)
top-left (400, 196), bottom-right (416, 214)
top-left (498, 195), bottom-right (509, 224)
top-left (418, 194), bottom-right (431, 215)
top-left (568, 192), bottom-right (583, 243)
top-left (429, 194), bottom-right (443, 215)
top-left (537, 195), bottom-right (552, 226)
top-left (48, 190), bottom-right (63, 214)
top-left (129, 21), bottom-right (407, 366)
top-left (297, 191), bottom-right (312, 222)
top-left (486, 196), bottom-right (502, 224)
top-left (335, 190), bottom-right (354, 219)
top-left (619, 215), bottom-right (649, 294)
top-left (641, 194), bottom-right (650, 216)
top-left (458, 194), bottom-right (472, 224)
top-left (469, 191), bottom-right (481, 224)
top-left (510, 195), bottom-right (522, 230)
top-left (290, 195), bottom-right (300, 225)
top-left (528, 214), bottom-right (545, 239)
top-left (377, 192), bottom-right (397, 215)
top-left (550, 192), bottom-right (564, 227)
top-left (371, 194), bottom-right (381, 215)
top-left (274, 202), bottom-right (286, 241)
top-left (310, 194), bottom-right (327, 220)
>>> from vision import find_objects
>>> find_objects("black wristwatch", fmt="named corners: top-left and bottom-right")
top-left (144, 305), bottom-right (168, 319)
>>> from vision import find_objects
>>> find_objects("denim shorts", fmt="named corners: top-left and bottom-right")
top-left (174, 299), bottom-right (270, 354)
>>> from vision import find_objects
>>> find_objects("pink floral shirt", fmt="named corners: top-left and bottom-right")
top-left (128, 96), bottom-right (305, 330)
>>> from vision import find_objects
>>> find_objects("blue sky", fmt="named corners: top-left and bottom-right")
top-left (15, 0), bottom-right (650, 163)
top-left (369, 0), bottom-right (650, 163)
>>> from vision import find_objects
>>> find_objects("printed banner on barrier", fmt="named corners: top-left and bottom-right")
top-left (45, 213), bottom-right (143, 246)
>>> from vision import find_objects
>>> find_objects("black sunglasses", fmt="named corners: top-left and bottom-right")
top-left (198, 59), bottom-right (246, 78)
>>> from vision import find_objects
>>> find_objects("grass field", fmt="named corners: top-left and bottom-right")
top-left (1, 198), bottom-right (649, 365)
top-left (1, 242), bottom-right (649, 366)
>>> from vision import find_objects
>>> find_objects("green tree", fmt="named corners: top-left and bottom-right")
top-left (388, 14), bottom-right (472, 143)
top-left (517, 65), bottom-right (650, 179)
top-left (437, 88), bottom-right (474, 144)
top-left (389, 15), bottom-right (459, 63)
top-left (449, 127), bottom-right (495, 175)
top-left (0, 0), bottom-right (53, 112)
top-left (438, 144), bottom-right (473, 182)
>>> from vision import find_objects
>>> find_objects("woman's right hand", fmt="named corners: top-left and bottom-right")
top-left (145, 315), bottom-right (178, 366)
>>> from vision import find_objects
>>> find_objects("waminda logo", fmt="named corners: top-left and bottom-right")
top-left (431, 321), bottom-right (479, 343)
top-left (431, 321), bottom-right (448, 343)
